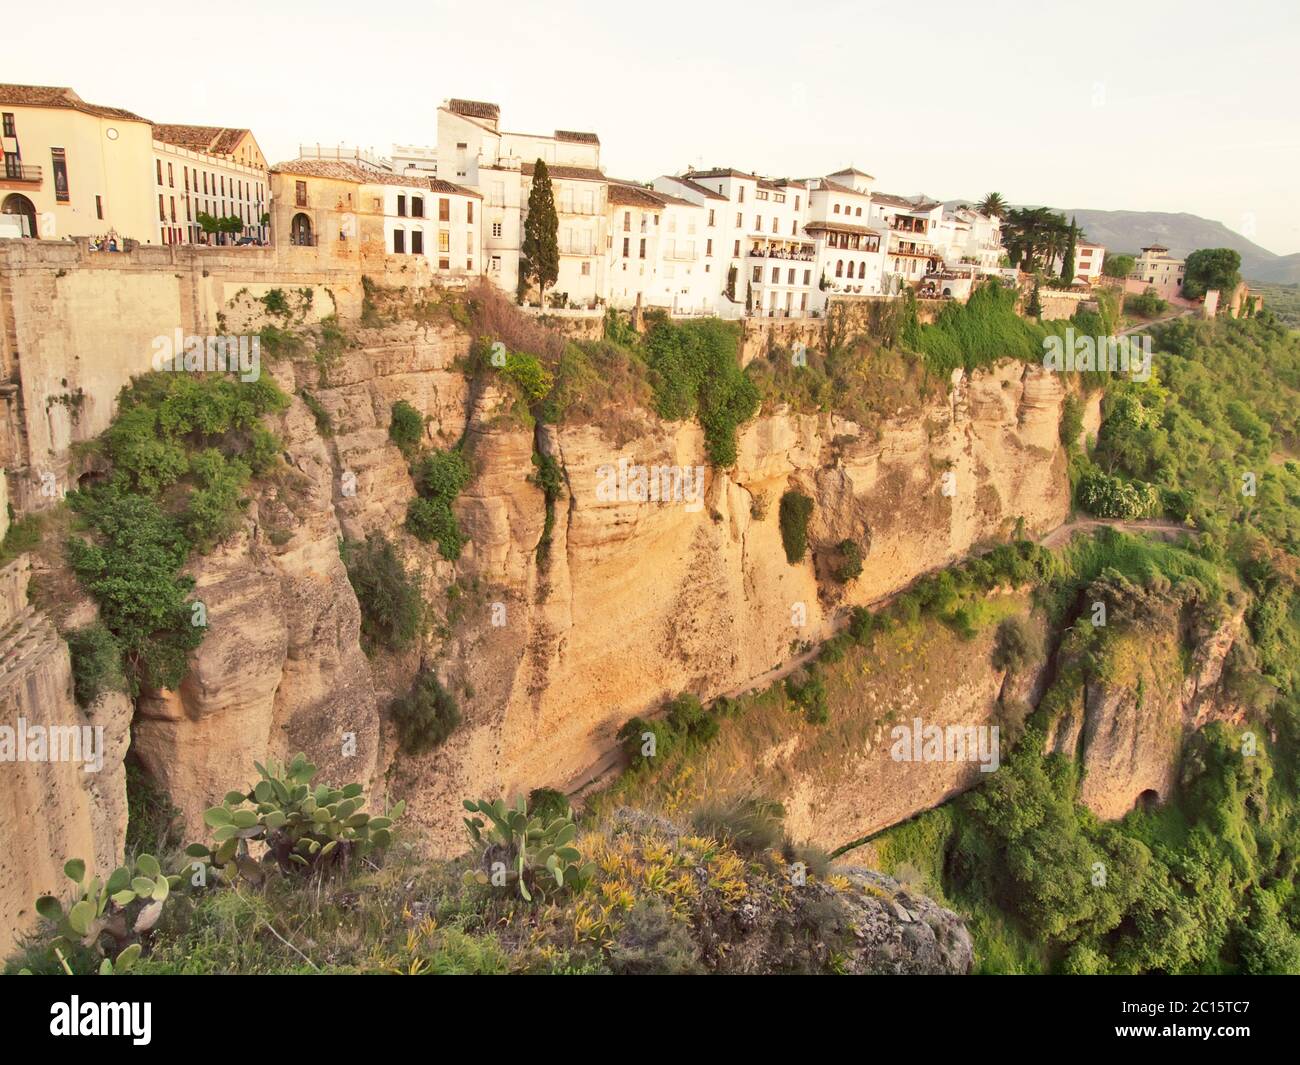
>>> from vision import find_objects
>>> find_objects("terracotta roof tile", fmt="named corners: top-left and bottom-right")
top-left (662, 175), bottom-right (727, 201)
top-left (555, 129), bottom-right (600, 144)
top-left (521, 162), bottom-right (605, 182)
top-left (448, 98), bottom-right (499, 121)
top-left (152, 123), bottom-right (250, 157)
top-left (0, 83), bottom-right (148, 122)
top-left (272, 159), bottom-right (481, 198)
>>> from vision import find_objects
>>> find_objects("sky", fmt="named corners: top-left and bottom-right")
top-left (9, 0), bottom-right (1300, 254)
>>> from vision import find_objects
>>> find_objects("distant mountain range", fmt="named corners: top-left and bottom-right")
top-left (1055, 210), bottom-right (1300, 285)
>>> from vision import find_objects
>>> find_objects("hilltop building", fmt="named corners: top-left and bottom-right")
top-left (0, 83), bottom-right (268, 245)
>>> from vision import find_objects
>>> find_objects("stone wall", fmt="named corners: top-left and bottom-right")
top-left (0, 238), bottom-right (433, 517)
top-left (737, 295), bottom-right (945, 364)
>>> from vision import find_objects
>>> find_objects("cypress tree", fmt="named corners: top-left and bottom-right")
top-left (1060, 216), bottom-right (1077, 284)
top-left (522, 159), bottom-right (559, 305)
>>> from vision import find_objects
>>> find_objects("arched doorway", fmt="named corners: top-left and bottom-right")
top-left (1135, 789), bottom-right (1160, 813)
top-left (290, 213), bottom-right (313, 246)
top-left (2, 194), bottom-right (39, 238)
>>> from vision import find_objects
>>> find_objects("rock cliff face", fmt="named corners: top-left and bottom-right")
top-left (0, 556), bottom-right (131, 954)
top-left (1047, 600), bottom-right (1247, 821)
top-left (133, 322), bottom-right (1072, 855)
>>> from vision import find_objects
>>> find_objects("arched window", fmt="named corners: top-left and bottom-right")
top-left (835, 260), bottom-right (843, 277)
top-left (2, 194), bottom-right (39, 237)
top-left (290, 213), bottom-right (312, 246)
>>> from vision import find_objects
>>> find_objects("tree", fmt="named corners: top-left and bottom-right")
top-left (1027, 280), bottom-right (1043, 318)
top-left (1103, 253), bottom-right (1136, 279)
top-left (1002, 207), bottom-right (1069, 272)
top-left (1182, 247), bottom-right (1242, 300)
top-left (977, 192), bottom-right (1007, 218)
top-left (1060, 216), bottom-right (1078, 284)
top-left (521, 159), bottom-right (559, 305)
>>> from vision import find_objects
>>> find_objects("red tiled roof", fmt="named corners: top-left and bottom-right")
top-left (448, 98), bottom-right (499, 121)
top-left (555, 129), bottom-right (600, 145)
top-left (662, 175), bottom-right (727, 201)
top-left (272, 159), bottom-right (480, 197)
top-left (804, 219), bottom-right (882, 237)
top-left (521, 161), bottom-right (605, 182)
top-left (152, 124), bottom-right (250, 156)
top-left (0, 83), bottom-right (148, 122)
top-left (608, 182), bottom-right (664, 208)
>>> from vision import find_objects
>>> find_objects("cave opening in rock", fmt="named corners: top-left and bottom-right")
top-left (1135, 789), bottom-right (1160, 813)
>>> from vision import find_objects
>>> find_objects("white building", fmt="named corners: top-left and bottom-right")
top-left (1074, 240), bottom-right (1105, 283)
top-left (605, 181), bottom-right (712, 315)
top-left (868, 192), bottom-right (944, 292)
top-left (151, 125), bottom-right (270, 245)
top-left (804, 174), bottom-right (886, 311)
top-left (389, 99), bottom-right (608, 304)
top-left (1129, 244), bottom-right (1185, 291)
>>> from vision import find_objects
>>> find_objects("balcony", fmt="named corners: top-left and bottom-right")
top-left (2, 163), bottom-right (41, 183)
top-left (747, 242), bottom-right (815, 262)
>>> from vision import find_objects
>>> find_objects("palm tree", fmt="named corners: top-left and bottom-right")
top-left (977, 192), bottom-right (1007, 218)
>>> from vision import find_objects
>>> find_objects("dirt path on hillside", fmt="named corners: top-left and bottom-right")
top-left (563, 514), bottom-right (1195, 802)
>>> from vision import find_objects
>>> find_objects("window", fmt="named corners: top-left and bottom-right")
top-left (170, 196), bottom-right (176, 222)
top-left (787, 268), bottom-right (795, 284)
top-left (439, 231), bottom-right (450, 253)
top-left (439, 258), bottom-right (450, 270)
top-left (491, 255), bottom-right (501, 272)
top-left (295, 180), bottom-right (307, 206)
top-left (95, 195), bottom-right (103, 220)
top-left (733, 240), bottom-right (740, 256)
top-left (393, 229), bottom-right (405, 253)
top-left (412, 195), bottom-right (424, 218)
top-left (158, 194), bottom-right (166, 221)
top-left (467, 257), bottom-right (474, 271)
top-left (581, 262), bottom-right (591, 276)
top-left (492, 221), bottom-right (502, 238)
top-left (1, 113), bottom-right (14, 137)
top-left (639, 238), bottom-right (646, 259)
top-left (623, 237), bottom-right (630, 257)
top-left (397, 194), bottom-right (407, 217)
top-left (757, 189), bottom-right (769, 201)
top-left (771, 266), bottom-right (779, 283)
top-left (706, 239), bottom-right (713, 255)
top-left (735, 212), bottom-right (742, 227)
top-left (752, 266), bottom-right (761, 282)
top-left (623, 211), bottom-right (631, 232)
top-left (708, 209), bottom-right (715, 226)
top-left (411, 230), bottom-right (423, 254)
top-left (801, 293), bottom-right (808, 310)
top-left (439, 198), bottom-right (450, 221)
top-left (855, 207), bottom-right (862, 216)
top-left (738, 186), bottom-right (744, 203)
top-left (833, 203), bottom-right (840, 214)
top-left (466, 201), bottom-right (473, 223)
top-left (156, 159), bottom-right (163, 185)
top-left (184, 167), bottom-right (190, 191)
top-left (836, 260), bottom-right (844, 277)
top-left (755, 215), bottom-right (761, 230)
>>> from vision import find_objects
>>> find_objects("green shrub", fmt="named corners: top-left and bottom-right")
top-left (341, 533), bottom-right (424, 652)
top-left (66, 623), bottom-right (125, 708)
top-left (67, 483), bottom-right (204, 694)
top-left (992, 616), bottom-right (1037, 672)
top-left (691, 797), bottom-right (786, 856)
top-left (665, 693), bottom-right (720, 746)
top-left (405, 497), bottom-right (466, 560)
top-left (786, 666), bottom-right (829, 724)
top-left (830, 538), bottom-right (863, 582)
top-left (617, 716), bottom-right (675, 769)
top-left (388, 400), bottom-right (425, 456)
top-left (389, 671), bottom-right (461, 754)
top-left (501, 351), bottom-right (555, 402)
top-left (779, 489), bottom-right (814, 563)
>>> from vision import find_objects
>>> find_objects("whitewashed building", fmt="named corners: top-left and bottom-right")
top-left (868, 193), bottom-right (944, 292)
top-left (605, 181), bottom-right (712, 315)
top-left (804, 175), bottom-right (886, 311)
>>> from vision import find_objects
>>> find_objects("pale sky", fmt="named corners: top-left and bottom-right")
top-left (9, 0), bottom-right (1299, 253)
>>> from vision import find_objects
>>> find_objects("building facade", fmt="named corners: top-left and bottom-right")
top-left (0, 84), bottom-right (269, 247)
top-left (1129, 244), bottom-right (1185, 298)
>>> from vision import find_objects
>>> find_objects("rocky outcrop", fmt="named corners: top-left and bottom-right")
top-left (0, 556), bottom-right (131, 954)
top-left (1048, 597), bottom-right (1247, 821)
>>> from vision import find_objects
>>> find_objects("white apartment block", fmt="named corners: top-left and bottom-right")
top-left (152, 127), bottom-right (270, 245)
top-left (1074, 240), bottom-right (1105, 283)
top-left (606, 181), bottom-right (712, 315)
top-left (868, 193), bottom-right (944, 292)
top-left (805, 173), bottom-right (886, 311)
